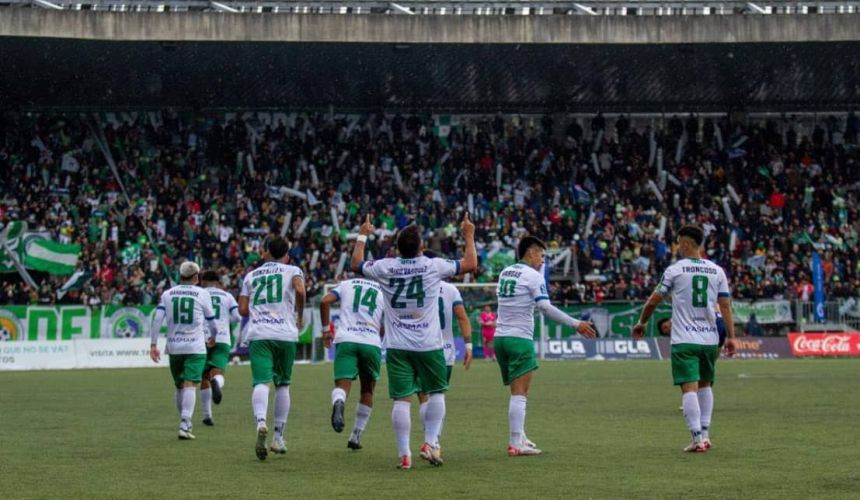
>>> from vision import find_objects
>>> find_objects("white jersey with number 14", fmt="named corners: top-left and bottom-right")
top-left (330, 278), bottom-right (384, 348)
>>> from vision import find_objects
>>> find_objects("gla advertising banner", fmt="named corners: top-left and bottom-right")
top-left (540, 338), bottom-right (662, 361)
top-left (0, 305), bottom-right (313, 344)
top-left (788, 333), bottom-right (860, 357)
top-left (731, 300), bottom-right (793, 324)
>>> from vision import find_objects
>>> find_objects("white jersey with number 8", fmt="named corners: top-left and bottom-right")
top-left (240, 261), bottom-right (304, 342)
top-left (656, 258), bottom-right (731, 345)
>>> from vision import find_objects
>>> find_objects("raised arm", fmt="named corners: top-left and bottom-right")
top-left (320, 291), bottom-right (339, 348)
top-left (458, 212), bottom-right (477, 275)
top-left (351, 214), bottom-right (374, 273)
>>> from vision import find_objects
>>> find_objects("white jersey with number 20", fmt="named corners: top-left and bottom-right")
top-left (240, 261), bottom-right (304, 342)
top-left (657, 258), bottom-right (731, 346)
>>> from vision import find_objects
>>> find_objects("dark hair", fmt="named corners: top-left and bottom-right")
top-left (396, 225), bottom-right (422, 259)
top-left (677, 225), bottom-right (704, 246)
top-left (267, 236), bottom-right (290, 260)
top-left (200, 270), bottom-right (220, 283)
top-left (657, 317), bottom-right (671, 336)
top-left (517, 236), bottom-right (546, 260)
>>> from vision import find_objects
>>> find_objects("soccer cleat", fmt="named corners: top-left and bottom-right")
top-left (255, 424), bottom-right (269, 461)
top-left (523, 436), bottom-right (537, 448)
top-left (178, 429), bottom-right (196, 440)
top-left (331, 400), bottom-right (345, 433)
top-left (419, 442), bottom-right (443, 466)
top-left (703, 438), bottom-right (712, 450)
top-left (347, 432), bottom-right (362, 450)
top-left (683, 441), bottom-right (707, 453)
top-left (508, 443), bottom-right (542, 456)
top-left (396, 455), bottom-right (412, 470)
top-left (269, 437), bottom-right (287, 455)
top-left (202, 417), bottom-right (215, 427)
top-left (211, 378), bottom-right (222, 405)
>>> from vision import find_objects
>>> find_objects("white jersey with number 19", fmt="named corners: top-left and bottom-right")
top-left (330, 278), bottom-right (384, 348)
top-left (657, 258), bottom-right (731, 346)
top-left (156, 285), bottom-right (216, 355)
top-left (240, 261), bottom-right (304, 342)
top-left (360, 256), bottom-right (460, 352)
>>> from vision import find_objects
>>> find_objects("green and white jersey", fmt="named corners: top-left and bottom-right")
top-left (438, 281), bottom-right (464, 366)
top-left (239, 261), bottom-right (304, 342)
top-left (205, 287), bottom-right (240, 345)
top-left (330, 278), bottom-right (384, 348)
top-left (495, 263), bottom-right (548, 341)
top-left (156, 285), bottom-right (216, 355)
top-left (360, 255), bottom-right (460, 352)
top-left (656, 258), bottom-right (731, 346)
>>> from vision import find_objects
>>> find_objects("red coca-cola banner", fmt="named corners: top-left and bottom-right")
top-left (787, 333), bottom-right (860, 356)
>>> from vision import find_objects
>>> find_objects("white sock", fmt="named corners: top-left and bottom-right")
top-left (201, 388), bottom-right (213, 418)
top-left (682, 392), bottom-right (703, 438)
top-left (180, 387), bottom-right (196, 423)
top-left (424, 394), bottom-right (445, 446)
top-left (252, 384), bottom-right (270, 427)
top-left (419, 401), bottom-right (429, 431)
top-left (698, 387), bottom-right (714, 438)
top-left (213, 374), bottom-right (225, 389)
top-left (391, 401), bottom-right (411, 457)
top-left (331, 387), bottom-right (347, 406)
top-left (509, 395), bottom-right (527, 447)
top-left (273, 386), bottom-right (290, 440)
top-left (354, 403), bottom-right (372, 433)
top-left (175, 389), bottom-right (182, 415)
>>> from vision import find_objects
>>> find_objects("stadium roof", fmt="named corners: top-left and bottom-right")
top-left (2, 37), bottom-right (860, 112)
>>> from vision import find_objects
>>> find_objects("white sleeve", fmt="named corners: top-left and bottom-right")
top-left (717, 268), bottom-right (731, 298)
top-left (536, 300), bottom-right (581, 329)
top-left (329, 282), bottom-right (343, 303)
top-left (656, 265), bottom-right (678, 297)
top-left (433, 258), bottom-right (460, 279)
top-left (239, 274), bottom-right (252, 298)
top-left (528, 271), bottom-right (549, 302)
top-left (150, 294), bottom-right (167, 346)
top-left (228, 295), bottom-right (241, 323)
top-left (359, 260), bottom-right (384, 281)
top-left (200, 290), bottom-right (218, 338)
top-left (452, 286), bottom-right (464, 307)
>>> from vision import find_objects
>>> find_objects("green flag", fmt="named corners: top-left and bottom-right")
top-left (0, 221), bottom-right (27, 273)
top-left (23, 240), bottom-right (80, 275)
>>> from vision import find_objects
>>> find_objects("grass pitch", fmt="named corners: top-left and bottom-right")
top-left (1, 359), bottom-right (858, 499)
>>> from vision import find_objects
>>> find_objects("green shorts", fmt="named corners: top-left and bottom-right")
top-left (446, 365), bottom-right (453, 384)
top-left (386, 348), bottom-right (448, 399)
top-left (671, 343), bottom-right (720, 386)
top-left (334, 342), bottom-right (382, 381)
top-left (169, 354), bottom-right (206, 388)
top-left (249, 340), bottom-right (297, 387)
top-left (205, 342), bottom-right (232, 372)
top-left (495, 336), bottom-right (538, 386)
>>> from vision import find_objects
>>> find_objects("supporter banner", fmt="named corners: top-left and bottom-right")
top-left (731, 301), bottom-right (793, 324)
top-left (788, 333), bottom-right (860, 357)
top-left (656, 337), bottom-right (793, 359)
top-left (0, 305), bottom-right (312, 344)
top-left (541, 338), bottom-right (661, 360)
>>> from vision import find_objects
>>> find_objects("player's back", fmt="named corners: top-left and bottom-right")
top-left (360, 255), bottom-right (460, 351)
top-left (660, 258), bottom-right (730, 345)
top-left (205, 287), bottom-right (238, 344)
top-left (438, 281), bottom-right (464, 365)
top-left (495, 263), bottom-right (547, 340)
top-left (159, 284), bottom-right (213, 354)
top-left (241, 261), bottom-right (304, 342)
top-left (331, 278), bottom-right (384, 348)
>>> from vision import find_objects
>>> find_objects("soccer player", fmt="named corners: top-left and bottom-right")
top-left (479, 305), bottom-right (497, 361)
top-left (417, 279), bottom-right (473, 456)
top-left (238, 236), bottom-right (306, 460)
top-left (351, 214), bottom-right (476, 470)
top-left (495, 236), bottom-right (597, 456)
top-left (149, 262), bottom-right (218, 440)
top-left (199, 270), bottom-right (241, 426)
top-left (319, 275), bottom-right (384, 450)
top-left (633, 225), bottom-right (737, 453)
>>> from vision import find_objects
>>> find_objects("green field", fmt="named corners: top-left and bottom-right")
top-left (2, 359), bottom-right (858, 499)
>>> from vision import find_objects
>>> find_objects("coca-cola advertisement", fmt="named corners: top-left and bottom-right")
top-left (788, 333), bottom-right (860, 357)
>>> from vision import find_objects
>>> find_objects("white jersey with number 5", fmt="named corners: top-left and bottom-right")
top-left (495, 263), bottom-right (548, 341)
top-left (240, 261), bottom-right (304, 342)
top-left (330, 278), bottom-right (384, 348)
top-left (657, 258), bottom-right (731, 345)
top-left (156, 285), bottom-right (216, 355)
top-left (438, 282), bottom-right (464, 366)
top-left (205, 287), bottom-right (240, 345)
top-left (360, 256), bottom-right (460, 351)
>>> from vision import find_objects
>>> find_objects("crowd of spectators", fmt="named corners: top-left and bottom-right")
top-left (1, 109), bottom-right (858, 309)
